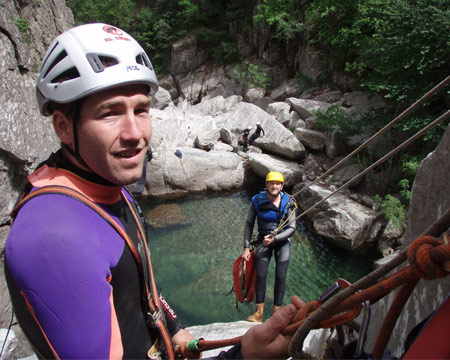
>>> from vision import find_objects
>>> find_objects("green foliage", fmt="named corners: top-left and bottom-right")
top-left (253, 0), bottom-right (304, 41)
top-left (374, 194), bottom-right (407, 230)
top-left (313, 104), bottom-right (360, 140)
top-left (210, 41), bottom-right (239, 64)
top-left (294, 73), bottom-right (316, 93)
top-left (233, 61), bottom-right (271, 90)
top-left (305, 0), bottom-right (450, 103)
top-left (67, 0), bottom-right (246, 71)
top-left (14, 17), bottom-right (29, 34)
top-left (12, 16), bottom-right (30, 44)
top-left (66, 0), bottom-right (137, 29)
top-left (398, 179), bottom-right (411, 204)
top-left (194, 28), bottom-right (239, 64)
top-left (401, 155), bottom-right (420, 177)
top-left (397, 154), bottom-right (420, 203)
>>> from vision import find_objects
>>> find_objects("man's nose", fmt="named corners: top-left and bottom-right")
top-left (121, 112), bottom-right (143, 141)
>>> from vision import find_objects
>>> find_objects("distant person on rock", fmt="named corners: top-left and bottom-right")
top-left (242, 126), bottom-right (252, 152)
top-left (4, 23), bottom-right (298, 360)
top-left (248, 121), bottom-right (265, 146)
top-left (242, 171), bottom-right (297, 322)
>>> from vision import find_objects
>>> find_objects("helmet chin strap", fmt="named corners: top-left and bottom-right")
top-left (63, 100), bottom-right (93, 172)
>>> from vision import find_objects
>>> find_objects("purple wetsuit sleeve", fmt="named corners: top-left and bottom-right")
top-left (6, 195), bottom-right (126, 359)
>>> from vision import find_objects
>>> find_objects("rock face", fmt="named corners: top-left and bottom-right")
top-left (296, 184), bottom-right (384, 253)
top-left (0, 0), bottom-right (72, 225)
top-left (364, 124), bottom-right (450, 357)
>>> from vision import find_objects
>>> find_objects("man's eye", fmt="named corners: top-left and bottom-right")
top-left (136, 108), bottom-right (150, 115)
top-left (99, 110), bottom-right (115, 118)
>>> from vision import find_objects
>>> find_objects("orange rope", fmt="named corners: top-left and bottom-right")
top-left (288, 235), bottom-right (450, 358)
top-left (177, 234), bottom-right (450, 359)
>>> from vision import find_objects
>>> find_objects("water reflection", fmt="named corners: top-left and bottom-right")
top-left (139, 192), bottom-right (374, 327)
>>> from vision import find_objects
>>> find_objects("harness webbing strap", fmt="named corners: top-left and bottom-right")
top-left (122, 194), bottom-right (176, 359)
top-left (12, 185), bottom-right (175, 359)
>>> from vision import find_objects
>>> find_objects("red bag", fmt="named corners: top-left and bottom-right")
top-left (232, 252), bottom-right (256, 303)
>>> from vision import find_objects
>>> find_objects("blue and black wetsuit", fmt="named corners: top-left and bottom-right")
top-left (244, 190), bottom-right (296, 306)
top-left (4, 151), bottom-right (182, 359)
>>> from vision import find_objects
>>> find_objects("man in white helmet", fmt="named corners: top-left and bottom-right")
top-left (4, 23), bottom-right (298, 359)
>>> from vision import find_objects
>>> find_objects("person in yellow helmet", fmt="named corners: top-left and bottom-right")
top-left (241, 171), bottom-right (297, 322)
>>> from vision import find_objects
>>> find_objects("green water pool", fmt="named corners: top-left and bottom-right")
top-left (139, 191), bottom-right (374, 327)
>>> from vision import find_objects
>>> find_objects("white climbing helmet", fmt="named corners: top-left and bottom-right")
top-left (36, 23), bottom-right (159, 116)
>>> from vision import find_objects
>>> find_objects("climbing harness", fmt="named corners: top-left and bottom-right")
top-left (181, 208), bottom-right (450, 358)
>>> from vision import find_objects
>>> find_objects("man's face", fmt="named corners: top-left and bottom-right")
top-left (266, 180), bottom-right (283, 197)
top-left (76, 84), bottom-right (152, 185)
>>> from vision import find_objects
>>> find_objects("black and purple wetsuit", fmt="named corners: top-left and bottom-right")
top-left (4, 152), bottom-right (182, 359)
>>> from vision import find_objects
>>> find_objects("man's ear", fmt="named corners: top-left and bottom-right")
top-left (52, 110), bottom-right (73, 147)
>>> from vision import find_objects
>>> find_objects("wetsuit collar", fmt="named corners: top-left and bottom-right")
top-left (28, 150), bottom-right (123, 204)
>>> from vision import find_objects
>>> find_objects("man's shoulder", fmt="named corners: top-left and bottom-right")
top-left (9, 191), bottom-right (121, 246)
top-left (7, 191), bottom-right (125, 267)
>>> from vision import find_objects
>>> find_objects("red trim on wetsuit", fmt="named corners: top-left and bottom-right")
top-left (21, 291), bottom-right (61, 360)
top-left (28, 165), bottom-right (122, 204)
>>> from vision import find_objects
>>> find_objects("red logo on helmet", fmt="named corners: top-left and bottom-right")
top-left (103, 25), bottom-right (123, 36)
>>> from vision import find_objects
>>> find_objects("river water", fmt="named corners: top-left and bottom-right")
top-left (139, 191), bottom-right (374, 327)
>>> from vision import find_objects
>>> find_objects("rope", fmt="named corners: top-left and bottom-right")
top-left (294, 108), bottom-right (450, 221)
top-left (175, 209), bottom-right (450, 359)
top-left (291, 75), bottom-right (450, 199)
top-left (267, 75), bottom-right (450, 234)
top-left (287, 206), bottom-right (450, 358)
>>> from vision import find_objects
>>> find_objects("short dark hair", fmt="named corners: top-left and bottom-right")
top-left (48, 101), bottom-right (77, 120)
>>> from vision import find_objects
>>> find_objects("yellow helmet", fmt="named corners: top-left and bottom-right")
top-left (265, 171), bottom-right (284, 183)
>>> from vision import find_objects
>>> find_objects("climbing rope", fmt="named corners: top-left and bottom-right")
top-left (273, 196), bottom-right (298, 235)
top-left (176, 208), bottom-right (450, 359)
top-left (294, 107), bottom-right (450, 221)
top-left (291, 75), bottom-right (450, 199)
top-left (286, 207), bottom-right (450, 359)
top-left (272, 75), bottom-right (450, 234)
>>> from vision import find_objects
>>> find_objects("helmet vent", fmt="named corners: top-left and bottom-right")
top-left (51, 67), bottom-right (80, 84)
top-left (136, 53), bottom-right (154, 70)
top-left (43, 49), bottom-right (68, 79)
top-left (86, 54), bottom-right (118, 73)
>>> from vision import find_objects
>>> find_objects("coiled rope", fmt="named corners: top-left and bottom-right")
top-left (286, 207), bottom-right (450, 359)
top-left (177, 208), bottom-right (450, 359)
